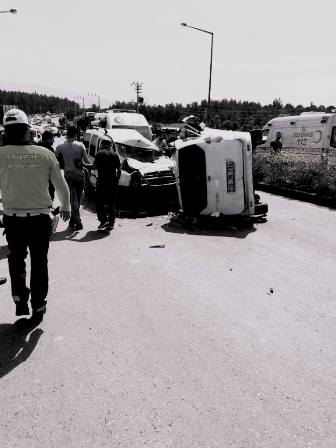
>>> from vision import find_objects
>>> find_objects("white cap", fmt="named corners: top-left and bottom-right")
top-left (3, 109), bottom-right (30, 126)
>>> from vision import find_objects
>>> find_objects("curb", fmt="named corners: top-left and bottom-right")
top-left (256, 182), bottom-right (336, 209)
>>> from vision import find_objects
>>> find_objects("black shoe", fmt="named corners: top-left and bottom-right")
top-left (31, 303), bottom-right (46, 324)
top-left (0, 277), bottom-right (7, 285)
top-left (106, 223), bottom-right (114, 230)
top-left (74, 222), bottom-right (83, 231)
top-left (98, 220), bottom-right (109, 230)
top-left (15, 301), bottom-right (30, 316)
top-left (25, 311), bottom-right (44, 329)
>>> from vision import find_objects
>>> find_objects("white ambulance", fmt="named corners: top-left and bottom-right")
top-left (258, 112), bottom-right (336, 159)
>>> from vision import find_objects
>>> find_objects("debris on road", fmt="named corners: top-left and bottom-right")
top-left (149, 244), bottom-right (165, 248)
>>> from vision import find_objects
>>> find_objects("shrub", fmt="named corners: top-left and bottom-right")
top-left (253, 150), bottom-right (336, 197)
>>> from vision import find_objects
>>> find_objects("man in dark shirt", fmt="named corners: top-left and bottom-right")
top-left (86, 138), bottom-right (121, 230)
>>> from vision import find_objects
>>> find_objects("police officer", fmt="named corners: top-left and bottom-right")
top-left (0, 109), bottom-right (70, 323)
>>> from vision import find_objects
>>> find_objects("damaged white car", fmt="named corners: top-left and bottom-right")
top-left (83, 128), bottom-right (176, 199)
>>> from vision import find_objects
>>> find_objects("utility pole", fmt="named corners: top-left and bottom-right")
top-left (75, 96), bottom-right (85, 117)
top-left (131, 81), bottom-right (143, 113)
top-left (88, 93), bottom-right (100, 111)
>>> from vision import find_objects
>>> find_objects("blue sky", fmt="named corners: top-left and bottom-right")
top-left (1, 0), bottom-right (336, 108)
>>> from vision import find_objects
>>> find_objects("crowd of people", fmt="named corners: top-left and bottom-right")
top-left (0, 109), bottom-right (121, 327)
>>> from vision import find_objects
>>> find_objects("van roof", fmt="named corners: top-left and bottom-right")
top-left (94, 111), bottom-right (149, 127)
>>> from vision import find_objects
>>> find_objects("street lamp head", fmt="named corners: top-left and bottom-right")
top-left (10, 9), bottom-right (17, 14)
top-left (180, 22), bottom-right (187, 27)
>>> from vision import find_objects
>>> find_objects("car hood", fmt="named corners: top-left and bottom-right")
top-left (126, 156), bottom-right (175, 174)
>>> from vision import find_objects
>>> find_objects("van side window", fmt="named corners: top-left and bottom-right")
top-left (331, 127), bottom-right (336, 148)
top-left (90, 134), bottom-right (98, 157)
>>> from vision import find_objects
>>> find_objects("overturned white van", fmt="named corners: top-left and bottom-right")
top-left (175, 129), bottom-right (267, 218)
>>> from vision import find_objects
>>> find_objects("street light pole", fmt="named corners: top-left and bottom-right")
top-left (75, 96), bottom-right (85, 117)
top-left (181, 22), bottom-right (214, 120)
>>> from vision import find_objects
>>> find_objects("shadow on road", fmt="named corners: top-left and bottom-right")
top-left (162, 216), bottom-right (257, 239)
top-left (0, 320), bottom-right (43, 380)
top-left (82, 192), bottom-right (178, 220)
top-left (51, 228), bottom-right (110, 242)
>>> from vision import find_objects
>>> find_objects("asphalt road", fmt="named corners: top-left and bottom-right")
top-left (0, 192), bottom-right (336, 447)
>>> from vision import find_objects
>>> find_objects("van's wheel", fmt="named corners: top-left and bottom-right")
top-left (254, 202), bottom-right (268, 216)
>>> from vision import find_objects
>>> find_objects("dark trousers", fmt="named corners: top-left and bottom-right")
top-left (3, 214), bottom-right (52, 311)
top-left (65, 173), bottom-right (84, 225)
top-left (96, 182), bottom-right (117, 225)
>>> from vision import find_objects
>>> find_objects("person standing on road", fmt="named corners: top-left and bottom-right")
top-left (55, 126), bottom-right (90, 231)
top-left (37, 130), bottom-right (61, 233)
top-left (0, 109), bottom-right (70, 323)
top-left (84, 138), bottom-right (121, 230)
top-left (37, 130), bottom-right (56, 200)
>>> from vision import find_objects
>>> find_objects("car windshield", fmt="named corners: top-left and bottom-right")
top-left (116, 143), bottom-right (159, 163)
top-left (112, 125), bottom-right (152, 140)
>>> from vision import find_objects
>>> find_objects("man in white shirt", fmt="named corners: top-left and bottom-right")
top-left (0, 109), bottom-right (70, 324)
top-left (55, 126), bottom-right (90, 231)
